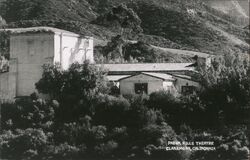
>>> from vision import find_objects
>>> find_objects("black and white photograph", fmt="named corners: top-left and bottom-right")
top-left (0, 0), bottom-right (249, 159)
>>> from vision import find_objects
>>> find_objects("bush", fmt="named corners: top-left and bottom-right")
top-left (123, 41), bottom-right (157, 62)
top-left (93, 4), bottom-right (142, 34)
top-left (36, 62), bottom-right (109, 101)
top-left (35, 62), bottom-right (109, 122)
top-left (0, 129), bottom-right (48, 160)
top-left (44, 143), bottom-right (81, 160)
top-left (93, 94), bottom-right (131, 127)
top-left (190, 128), bottom-right (249, 160)
top-left (1, 96), bottom-right (55, 130)
top-left (148, 90), bottom-right (179, 112)
top-left (148, 91), bottom-right (183, 127)
top-left (94, 140), bottom-right (118, 157)
top-left (53, 122), bottom-right (108, 150)
top-left (140, 123), bottom-right (176, 146)
top-left (141, 123), bottom-right (190, 160)
top-left (190, 141), bottom-right (249, 160)
top-left (145, 146), bottom-right (191, 160)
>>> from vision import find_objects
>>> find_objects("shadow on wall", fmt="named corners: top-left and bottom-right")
top-left (0, 56), bottom-right (9, 73)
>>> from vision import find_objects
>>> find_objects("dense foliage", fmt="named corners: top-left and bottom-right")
top-left (95, 35), bottom-right (159, 63)
top-left (0, 1), bottom-right (249, 158)
top-left (94, 35), bottom-right (192, 63)
top-left (1, 58), bottom-right (250, 160)
top-left (93, 4), bottom-right (143, 35)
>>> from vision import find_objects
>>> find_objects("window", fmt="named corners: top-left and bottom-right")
top-left (134, 83), bottom-right (148, 94)
top-left (181, 86), bottom-right (195, 95)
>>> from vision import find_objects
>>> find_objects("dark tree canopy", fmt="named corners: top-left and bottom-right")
top-left (36, 61), bottom-right (109, 102)
top-left (94, 4), bottom-right (143, 34)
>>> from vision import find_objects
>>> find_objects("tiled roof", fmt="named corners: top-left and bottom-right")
top-left (107, 75), bottom-right (131, 81)
top-left (172, 74), bottom-right (192, 80)
top-left (142, 72), bottom-right (175, 81)
top-left (119, 72), bottom-right (175, 81)
top-left (96, 63), bottom-right (194, 72)
top-left (0, 26), bottom-right (80, 36)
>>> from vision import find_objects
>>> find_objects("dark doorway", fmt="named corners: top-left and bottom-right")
top-left (181, 86), bottom-right (195, 95)
top-left (134, 83), bottom-right (148, 94)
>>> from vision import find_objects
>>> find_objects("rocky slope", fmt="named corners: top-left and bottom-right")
top-left (207, 0), bottom-right (249, 19)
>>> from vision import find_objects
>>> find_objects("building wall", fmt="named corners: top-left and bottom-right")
top-left (1, 31), bottom-right (94, 99)
top-left (0, 58), bottom-right (18, 100)
top-left (0, 72), bottom-right (16, 99)
top-left (120, 74), bottom-right (164, 95)
top-left (163, 81), bottom-right (177, 94)
top-left (10, 33), bottom-right (55, 96)
top-left (119, 74), bottom-right (200, 96)
top-left (54, 34), bottom-right (94, 70)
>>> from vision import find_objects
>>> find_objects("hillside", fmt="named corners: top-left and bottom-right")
top-left (207, 0), bottom-right (249, 21)
top-left (0, 0), bottom-right (249, 62)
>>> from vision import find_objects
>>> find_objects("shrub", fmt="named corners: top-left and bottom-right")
top-left (148, 90), bottom-right (179, 112)
top-left (36, 62), bottom-right (109, 122)
top-left (140, 123), bottom-right (190, 160)
top-left (148, 91), bottom-right (183, 127)
top-left (36, 62), bottom-right (109, 102)
top-left (94, 140), bottom-right (118, 157)
top-left (93, 4), bottom-right (143, 34)
top-left (44, 143), bottom-right (80, 160)
top-left (144, 145), bottom-right (191, 160)
top-left (190, 129), bottom-right (250, 160)
top-left (0, 129), bottom-right (48, 160)
top-left (53, 122), bottom-right (108, 150)
top-left (93, 94), bottom-right (131, 127)
top-left (110, 126), bottom-right (128, 143)
top-left (1, 96), bottom-right (55, 130)
top-left (123, 41), bottom-right (157, 62)
top-left (140, 122), bottom-right (176, 146)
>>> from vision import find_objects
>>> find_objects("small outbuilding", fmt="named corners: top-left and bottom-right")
top-left (102, 63), bottom-right (202, 96)
top-left (119, 72), bottom-right (176, 95)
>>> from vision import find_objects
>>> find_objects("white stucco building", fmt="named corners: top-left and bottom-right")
top-left (0, 26), bottom-right (205, 99)
top-left (118, 72), bottom-right (176, 95)
top-left (103, 63), bottom-right (201, 96)
top-left (0, 27), bottom-right (94, 99)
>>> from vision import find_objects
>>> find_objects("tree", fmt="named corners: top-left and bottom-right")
top-left (36, 61), bottom-right (108, 101)
top-left (198, 52), bottom-right (250, 124)
top-left (1, 0), bottom-right (44, 22)
top-left (35, 61), bottom-right (109, 121)
top-left (123, 41), bottom-right (156, 62)
top-left (198, 52), bottom-right (249, 88)
top-left (0, 31), bottom-right (10, 59)
top-left (94, 4), bottom-right (143, 35)
top-left (102, 35), bottom-right (125, 60)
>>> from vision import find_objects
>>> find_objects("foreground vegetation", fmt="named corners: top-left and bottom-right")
top-left (0, 54), bottom-right (249, 160)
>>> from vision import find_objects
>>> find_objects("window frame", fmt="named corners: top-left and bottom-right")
top-left (181, 85), bottom-right (195, 95)
top-left (134, 83), bottom-right (148, 94)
